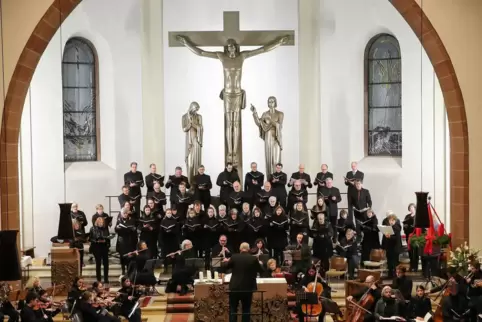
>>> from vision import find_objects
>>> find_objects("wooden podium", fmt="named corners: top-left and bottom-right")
top-left (51, 247), bottom-right (79, 295)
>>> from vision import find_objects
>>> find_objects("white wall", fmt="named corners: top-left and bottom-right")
top-left (163, 0), bottom-right (299, 192)
top-left (18, 0), bottom-right (142, 256)
top-left (318, 0), bottom-right (450, 227)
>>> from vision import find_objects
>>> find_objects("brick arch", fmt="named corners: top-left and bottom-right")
top-left (0, 0), bottom-right (469, 246)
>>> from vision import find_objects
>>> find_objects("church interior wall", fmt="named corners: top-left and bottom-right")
top-left (18, 0), bottom-right (143, 256)
top-left (318, 0), bottom-right (449, 226)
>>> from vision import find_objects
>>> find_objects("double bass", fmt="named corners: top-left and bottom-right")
top-left (301, 265), bottom-right (323, 316)
top-left (346, 280), bottom-right (379, 322)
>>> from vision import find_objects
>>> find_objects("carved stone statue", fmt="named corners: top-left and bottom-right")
top-left (176, 35), bottom-right (289, 169)
top-left (250, 96), bottom-right (284, 176)
top-left (182, 102), bottom-right (203, 184)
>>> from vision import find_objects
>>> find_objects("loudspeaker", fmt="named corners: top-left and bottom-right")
top-left (57, 203), bottom-right (74, 240)
top-left (414, 192), bottom-right (430, 228)
top-left (0, 230), bottom-right (21, 281)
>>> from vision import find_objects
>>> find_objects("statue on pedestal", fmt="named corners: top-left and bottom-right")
top-left (250, 96), bottom-right (284, 176)
top-left (182, 102), bottom-right (203, 184)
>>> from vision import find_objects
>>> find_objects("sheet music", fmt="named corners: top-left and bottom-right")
top-left (272, 220), bottom-right (288, 226)
top-left (353, 207), bottom-right (369, 213)
top-left (377, 225), bottom-right (394, 235)
top-left (161, 224), bottom-right (175, 230)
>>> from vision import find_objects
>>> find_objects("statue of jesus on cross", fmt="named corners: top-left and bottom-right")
top-left (170, 11), bottom-right (294, 173)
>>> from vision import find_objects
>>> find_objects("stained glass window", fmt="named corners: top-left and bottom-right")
top-left (366, 34), bottom-right (402, 156)
top-left (62, 38), bottom-right (98, 162)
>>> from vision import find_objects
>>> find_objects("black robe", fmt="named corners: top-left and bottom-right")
top-left (254, 189), bottom-right (273, 210)
top-left (287, 171), bottom-right (313, 190)
top-left (146, 190), bottom-right (167, 217)
top-left (402, 214), bottom-right (415, 243)
top-left (118, 193), bottom-right (130, 208)
top-left (172, 192), bottom-right (192, 222)
top-left (216, 168), bottom-right (240, 205)
top-left (310, 221), bottom-right (334, 261)
top-left (192, 173), bottom-right (212, 210)
top-left (71, 210), bottom-right (88, 235)
top-left (348, 188), bottom-right (372, 222)
top-left (182, 216), bottom-right (203, 254)
top-left (381, 218), bottom-right (402, 253)
top-left (115, 217), bottom-right (137, 256)
top-left (246, 215), bottom-right (268, 246)
top-left (314, 171), bottom-right (334, 194)
top-left (159, 216), bottom-right (180, 257)
top-left (289, 210), bottom-right (309, 243)
top-left (287, 189), bottom-right (308, 212)
top-left (336, 217), bottom-right (354, 242)
top-left (203, 216), bottom-right (220, 251)
top-left (319, 186), bottom-right (341, 221)
top-left (268, 171), bottom-right (288, 208)
top-left (124, 171), bottom-right (144, 212)
top-left (360, 215), bottom-right (381, 261)
top-left (268, 213), bottom-right (289, 250)
top-left (225, 217), bottom-right (245, 252)
top-left (145, 173), bottom-right (164, 193)
top-left (227, 191), bottom-right (245, 213)
top-left (244, 171), bottom-right (264, 206)
top-left (165, 174), bottom-right (190, 203)
top-left (344, 170), bottom-right (364, 194)
top-left (138, 212), bottom-right (159, 258)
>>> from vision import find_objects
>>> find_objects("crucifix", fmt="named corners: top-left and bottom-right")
top-left (169, 11), bottom-right (295, 175)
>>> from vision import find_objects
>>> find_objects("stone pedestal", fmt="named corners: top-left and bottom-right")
top-left (50, 247), bottom-right (80, 296)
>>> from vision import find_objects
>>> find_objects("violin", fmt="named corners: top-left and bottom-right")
top-left (271, 267), bottom-right (282, 277)
top-left (301, 265), bottom-right (323, 316)
top-left (346, 280), bottom-right (379, 322)
top-left (431, 277), bottom-right (458, 322)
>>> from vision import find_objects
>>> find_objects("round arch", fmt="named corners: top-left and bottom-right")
top-left (0, 0), bottom-right (469, 246)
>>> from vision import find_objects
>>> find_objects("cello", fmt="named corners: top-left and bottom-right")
top-left (346, 279), bottom-right (379, 322)
top-left (301, 264), bottom-right (323, 316)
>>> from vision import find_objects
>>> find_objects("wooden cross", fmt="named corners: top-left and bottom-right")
top-left (168, 11), bottom-right (295, 47)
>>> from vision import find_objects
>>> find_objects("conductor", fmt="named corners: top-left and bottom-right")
top-left (223, 242), bottom-right (264, 322)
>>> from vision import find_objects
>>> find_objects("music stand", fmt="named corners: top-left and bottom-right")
top-left (295, 291), bottom-right (318, 322)
top-left (258, 254), bottom-right (270, 264)
top-left (143, 259), bottom-right (163, 295)
top-left (227, 290), bottom-right (265, 322)
top-left (186, 258), bottom-right (205, 271)
top-left (211, 257), bottom-right (224, 272)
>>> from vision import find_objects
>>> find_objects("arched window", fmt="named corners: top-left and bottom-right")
top-left (62, 38), bottom-right (99, 162)
top-left (365, 34), bottom-right (402, 156)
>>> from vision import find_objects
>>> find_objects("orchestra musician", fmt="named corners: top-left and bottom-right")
top-left (115, 208), bottom-right (138, 275)
top-left (467, 262), bottom-right (482, 320)
top-left (287, 180), bottom-right (308, 212)
top-left (165, 166), bottom-right (190, 207)
top-left (289, 202), bottom-right (309, 244)
top-left (374, 286), bottom-right (403, 321)
top-left (216, 163), bottom-right (240, 206)
top-left (159, 208), bottom-right (180, 273)
top-left (244, 162), bottom-right (264, 208)
top-left (319, 178), bottom-right (341, 228)
top-left (172, 182), bottom-right (192, 223)
top-left (428, 266), bottom-right (467, 297)
top-left (391, 267), bottom-right (413, 303)
top-left (116, 277), bottom-right (142, 322)
top-left (250, 238), bottom-right (269, 257)
top-left (290, 233), bottom-right (312, 279)
top-left (146, 183), bottom-right (167, 218)
top-left (145, 163), bottom-right (164, 194)
top-left (403, 203), bottom-right (417, 272)
top-left (310, 212), bottom-right (333, 272)
top-left (255, 182), bottom-right (273, 211)
top-left (407, 285), bottom-right (431, 321)
top-left (344, 161), bottom-right (364, 222)
top-left (79, 291), bottom-right (117, 322)
top-left (381, 213), bottom-right (402, 278)
top-left (262, 258), bottom-right (279, 277)
top-left (268, 206), bottom-right (289, 265)
top-left (138, 205), bottom-right (159, 259)
top-left (36, 289), bottom-right (61, 322)
top-left (0, 283), bottom-right (18, 322)
top-left (203, 206), bottom-right (219, 269)
top-left (211, 235), bottom-right (233, 265)
top-left (337, 228), bottom-right (358, 280)
top-left (359, 209), bottom-right (380, 264)
top-left (67, 277), bottom-right (87, 313)
top-left (192, 165), bottom-right (212, 212)
top-left (346, 275), bottom-right (381, 322)
top-left (314, 164), bottom-right (333, 194)
top-left (92, 204), bottom-right (112, 228)
top-left (441, 278), bottom-right (470, 322)
top-left (169, 240), bottom-right (197, 295)
top-left (268, 163), bottom-right (288, 209)
top-left (124, 162), bottom-right (144, 216)
top-left (20, 292), bottom-right (47, 322)
top-left (127, 241), bottom-right (157, 287)
top-left (183, 209), bottom-right (203, 258)
top-left (246, 207), bottom-right (267, 246)
top-left (89, 216), bottom-right (111, 284)
top-left (287, 164), bottom-right (312, 192)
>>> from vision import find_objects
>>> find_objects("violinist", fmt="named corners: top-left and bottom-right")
top-left (203, 206), bottom-right (219, 270)
top-left (20, 292), bottom-right (46, 322)
top-left (138, 205), bottom-right (159, 259)
top-left (390, 267), bottom-right (413, 305)
top-left (407, 285), bottom-right (431, 321)
top-left (428, 266), bottom-right (467, 297)
top-left (67, 277), bottom-right (86, 313)
top-left (403, 203), bottom-right (417, 272)
top-left (374, 286), bottom-right (403, 321)
top-left (337, 228), bottom-right (358, 280)
top-left (360, 209), bottom-right (380, 264)
top-left (381, 213), bottom-right (402, 278)
top-left (35, 289), bottom-right (61, 322)
top-left (128, 241), bottom-right (158, 287)
top-left (90, 216), bottom-right (111, 284)
top-left (29, 278), bottom-right (43, 295)
top-left (116, 277), bottom-right (142, 322)
top-left (290, 202), bottom-right (309, 244)
top-left (346, 275), bottom-right (381, 322)
top-left (0, 283), bottom-right (18, 322)
top-left (246, 207), bottom-right (267, 246)
top-left (169, 240), bottom-right (197, 295)
top-left (159, 208), bottom-right (180, 273)
top-left (467, 262), bottom-right (482, 320)
top-left (183, 209), bottom-right (203, 258)
top-left (262, 259), bottom-right (280, 277)
top-left (115, 207), bottom-right (138, 275)
top-left (309, 213), bottom-right (333, 272)
top-left (268, 206), bottom-right (289, 265)
top-left (441, 280), bottom-right (470, 322)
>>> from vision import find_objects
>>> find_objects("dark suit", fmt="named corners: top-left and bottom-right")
top-left (348, 188), bottom-right (372, 236)
top-left (224, 252), bottom-right (264, 322)
top-left (345, 170), bottom-right (364, 220)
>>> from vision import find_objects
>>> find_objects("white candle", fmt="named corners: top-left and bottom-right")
top-left (206, 270), bottom-right (212, 280)
top-left (214, 271), bottom-right (219, 280)
top-left (199, 271), bottom-right (204, 281)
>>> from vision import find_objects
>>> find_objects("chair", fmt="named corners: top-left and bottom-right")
top-left (363, 249), bottom-right (387, 276)
top-left (325, 256), bottom-right (347, 283)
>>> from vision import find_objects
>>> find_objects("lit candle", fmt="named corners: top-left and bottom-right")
top-left (199, 271), bottom-right (204, 281)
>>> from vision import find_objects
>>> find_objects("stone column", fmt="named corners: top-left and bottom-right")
top-left (298, 0), bottom-right (321, 176)
top-left (141, 0), bottom-right (165, 173)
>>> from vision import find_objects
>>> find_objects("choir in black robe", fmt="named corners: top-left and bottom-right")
top-left (319, 186), bottom-right (341, 223)
top-left (71, 210), bottom-right (88, 235)
top-left (115, 216), bottom-right (138, 275)
top-left (138, 212), bottom-right (159, 259)
top-left (314, 171), bottom-right (333, 194)
top-left (227, 190), bottom-right (245, 212)
top-left (338, 234), bottom-right (358, 279)
top-left (345, 170), bottom-right (364, 218)
top-left (263, 200), bottom-right (277, 220)
top-left (145, 172), bottom-right (164, 194)
top-left (336, 216), bottom-right (354, 242)
top-left (348, 187), bottom-right (372, 224)
top-left (287, 188), bottom-right (308, 212)
top-left (403, 213), bottom-right (417, 271)
top-left (287, 171), bottom-right (313, 190)
top-left (381, 218), bottom-right (402, 278)
top-left (246, 210), bottom-right (267, 246)
top-left (92, 211), bottom-right (112, 228)
top-left (239, 209), bottom-right (251, 223)
top-left (216, 213), bottom-right (229, 236)
top-left (118, 192), bottom-right (130, 209)
top-left (165, 174), bottom-right (190, 204)
top-left (173, 192), bottom-right (192, 222)
top-left (124, 170), bottom-right (144, 214)
top-left (225, 215), bottom-right (245, 252)
top-left (289, 207), bottom-right (309, 244)
top-left (146, 189), bottom-right (167, 217)
top-left (216, 167), bottom-right (240, 205)
top-left (310, 220), bottom-right (333, 271)
top-left (255, 188), bottom-right (273, 210)
top-left (268, 208), bottom-right (289, 264)
top-left (159, 215), bottom-right (180, 268)
top-left (183, 215), bottom-right (203, 257)
top-left (203, 215), bottom-right (220, 268)
top-left (360, 214), bottom-right (380, 262)
top-left (192, 172), bottom-right (212, 211)
top-left (268, 171), bottom-right (288, 208)
top-left (310, 198), bottom-right (328, 221)
top-left (244, 170), bottom-right (264, 207)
